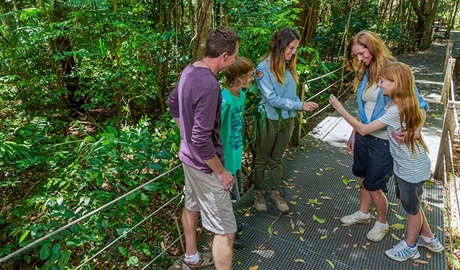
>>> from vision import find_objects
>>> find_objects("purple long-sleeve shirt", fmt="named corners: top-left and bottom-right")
top-left (166, 63), bottom-right (224, 174)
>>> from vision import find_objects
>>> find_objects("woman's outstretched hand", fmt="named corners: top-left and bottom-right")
top-left (302, 101), bottom-right (319, 111)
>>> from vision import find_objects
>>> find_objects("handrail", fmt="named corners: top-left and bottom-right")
top-left (306, 84), bottom-right (353, 121)
top-left (75, 191), bottom-right (184, 269)
top-left (1, 63), bottom-right (356, 268)
top-left (292, 65), bottom-right (353, 146)
top-left (434, 57), bottom-right (456, 180)
top-left (305, 70), bottom-right (353, 102)
top-left (0, 164), bottom-right (182, 264)
top-left (305, 65), bottom-right (346, 83)
top-left (141, 232), bottom-right (183, 270)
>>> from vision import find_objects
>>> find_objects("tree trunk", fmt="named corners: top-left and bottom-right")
top-left (192, 0), bottom-right (213, 60)
top-left (51, 0), bottom-right (82, 113)
top-left (292, 1), bottom-right (318, 146)
top-left (410, 0), bottom-right (439, 50)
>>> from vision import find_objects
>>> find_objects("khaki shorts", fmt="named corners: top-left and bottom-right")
top-left (183, 164), bottom-right (237, 234)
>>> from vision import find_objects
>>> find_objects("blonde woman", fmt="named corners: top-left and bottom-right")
top-left (330, 62), bottom-right (444, 262)
top-left (341, 30), bottom-right (428, 242)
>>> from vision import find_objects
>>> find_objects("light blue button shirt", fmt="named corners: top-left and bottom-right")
top-left (357, 69), bottom-right (429, 125)
top-left (255, 57), bottom-right (303, 120)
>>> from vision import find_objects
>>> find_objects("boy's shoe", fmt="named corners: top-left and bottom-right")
top-left (236, 221), bottom-right (244, 232)
top-left (340, 211), bottom-right (371, 226)
top-left (230, 193), bottom-right (237, 203)
top-left (416, 234), bottom-right (445, 253)
top-left (271, 190), bottom-right (289, 212)
top-left (385, 240), bottom-right (420, 262)
top-left (366, 221), bottom-right (389, 242)
top-left (233, 234), bottom-right (245, 249)
top-left (254, 190), bottom-right (267, 211)
top-left (182, 252), bottom-right (214, 269)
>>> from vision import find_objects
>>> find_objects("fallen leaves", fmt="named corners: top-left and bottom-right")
top-left (342, 178), bottom-right (357, 185)
top-left (313, 215), bottom-right (326, 224)
top-left (389, 223), bottom-right (405, 230)
top-left (424, 202), bottom-right (433, 212)
top-left (325, 259), bottom-right (335, 269)
top-left (394, 213), bottom-right (406, 221)
top-left (391, 233), bottom-right (401, 241)
top-left (412, 258), bottom-right (429, 266)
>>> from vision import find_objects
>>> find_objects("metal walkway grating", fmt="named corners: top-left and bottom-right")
top-left (169, 135), bottom-right (445, 270)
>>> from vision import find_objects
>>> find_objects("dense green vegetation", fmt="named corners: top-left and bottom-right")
top-left (1, 0), bottom-right (459, 269)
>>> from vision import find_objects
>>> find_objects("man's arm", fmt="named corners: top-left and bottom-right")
top-left (173, 117), bottom-right (180, 128)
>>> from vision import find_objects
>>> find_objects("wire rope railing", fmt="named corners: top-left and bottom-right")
top-left (1, 64), bottom-right (353, 269)
top-left (75, 190), bottom-right (184, 270)
top-left (0, 164), bottom-right (182, 265)
top-left (305, 70), bottom-right (353, 103)
top-left (305, 65), bottom-right (346, 83)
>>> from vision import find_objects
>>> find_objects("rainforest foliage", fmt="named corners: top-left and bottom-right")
top-left (0, 0), bottom-right (459, 268)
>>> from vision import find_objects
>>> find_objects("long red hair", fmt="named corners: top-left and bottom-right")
top-left (379, 62), bottom-right (428, 154)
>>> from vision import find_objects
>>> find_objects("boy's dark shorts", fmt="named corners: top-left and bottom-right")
top-left (394, 174), bottom-right (425, 215)
top-left (352, 133), bottom-right (393, 192)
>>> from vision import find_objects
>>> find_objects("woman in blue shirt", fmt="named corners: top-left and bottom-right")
top-left (253, 28), bottom-right (318, 213)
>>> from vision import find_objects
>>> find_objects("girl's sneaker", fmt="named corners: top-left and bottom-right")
top-left (385, 240), bottom-right (420, 262)
top-left (340, 211), bottom-right (370, 226)
top-left (366, 221), bottom-right (389, 242)
top-left (416, 234), bottom-right (445, 253)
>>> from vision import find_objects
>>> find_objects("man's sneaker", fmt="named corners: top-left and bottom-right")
top-left (254, 190), bottom-right (267, 211)
top-left (416, 234), bottom-right (445, 253)
top-left (385, 240), bottom-right (420, 262)
top-left (367, 221), bottom-right (389, 242)
top-left (340, 211), bottom-right (371, 226)
top-left (271, 190), bottom-right (289, 212)
top-left (182, 252), bottom-right (214, 269)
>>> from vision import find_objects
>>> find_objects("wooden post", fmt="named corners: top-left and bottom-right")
top-left (291, 84), bottom-right (306, 146)
top-left (433, 101), bottom-right (460, 181)
top-left (441, 58), bottom-right (455, 104)
top-left (443, 38), bottom-right (453, 73)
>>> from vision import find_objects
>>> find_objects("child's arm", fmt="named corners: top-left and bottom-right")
top-left (391, 108), bottom-right (426, 143)
top-left (329, 94), bottom-right (387, 135)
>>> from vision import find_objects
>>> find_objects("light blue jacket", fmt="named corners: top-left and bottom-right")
top-left (255, 57), bottom-right (303, 120)
top-left (357, 70), bottom-right (429, 125)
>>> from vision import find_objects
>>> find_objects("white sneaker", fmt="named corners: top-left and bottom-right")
top-left (340, 211), bottom-right (370, 226)
top-left (367, 221), bottom-right (389, 242)
top-left (416, 234), bottom-right (444, 253)
top-left (385, 240), bottom-right (420, 262)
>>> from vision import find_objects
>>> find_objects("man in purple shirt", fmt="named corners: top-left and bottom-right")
top-left (167, 27), bottom-right (239, 270)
